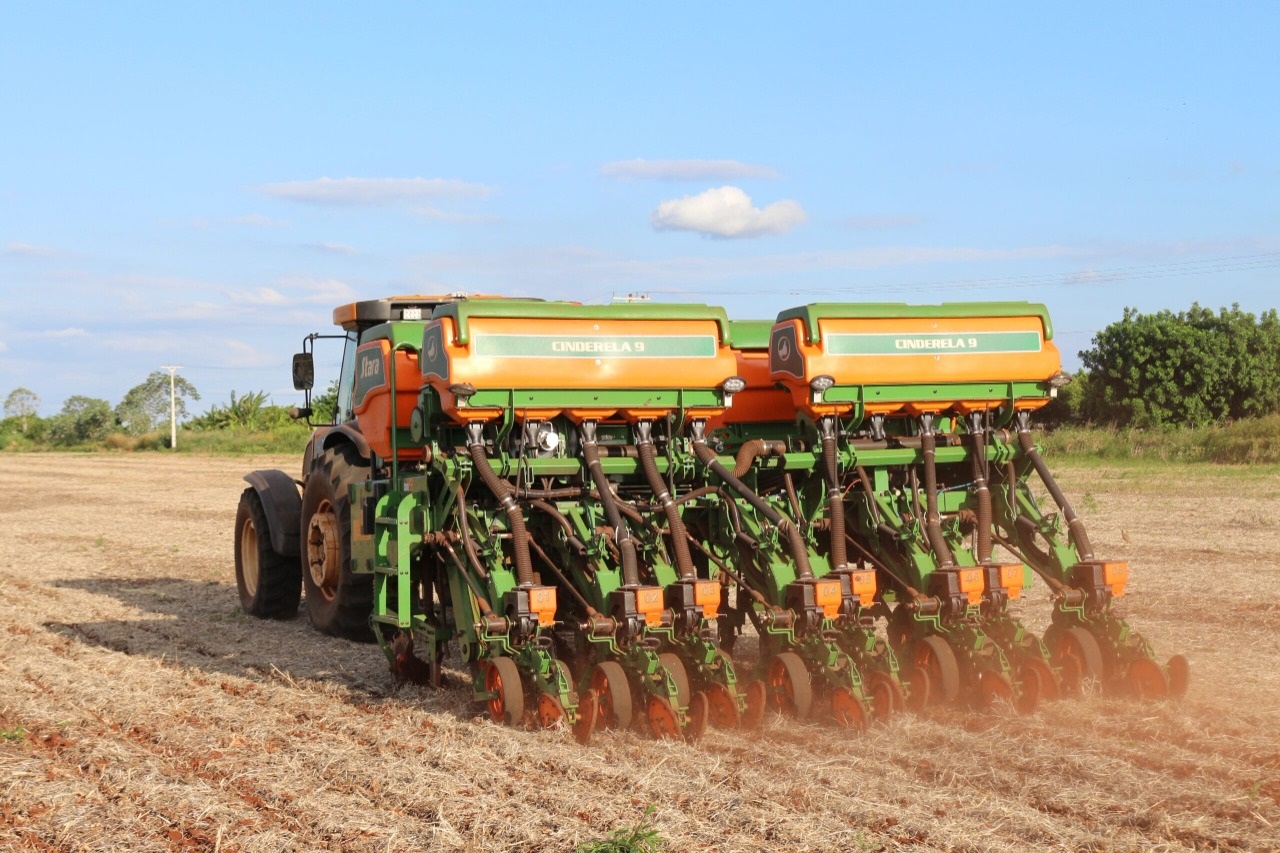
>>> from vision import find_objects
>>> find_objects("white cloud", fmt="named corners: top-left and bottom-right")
top-left (231, 213), bottom-right (291, 228)
top-left (601, 159), bottom-right (779, 181)
top-left (32, 327), bottom-right (88, 339)
top-left (0, 341), bottom-right (7, 352)
top-left (651, 186), bottom-right (806, 239)
top-left (844, 215), bottom-right (926, 230)
top-left (229, 278), bottom-right (356, 308)
top-left (3, 242), bottom-right (64, 258)
top-left (259, 177), bottom-right (493, 206)
top-left (412, 206), bottom-right (500, 224)
top-left (308, 242), bottom-right (360, 255)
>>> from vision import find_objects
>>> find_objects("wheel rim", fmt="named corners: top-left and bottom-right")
top-left (1052, 627), bottom-right (1105, 694)
top-left (305, 499), bottom-right (341, 601)
top-left (866, 671), bottom-right (904, 722)
top-left (484, 658), bottom-right (524, 726)
top-left (766, 652), bottom-right (813, 719)
top-left (914, 636), bottom-right (960, 704)
top-left (647, 695), bottom-right (681, 739)
top-left (831, 687), bottom-right (867, 730)
top-left (1167, 654), bottom-right (1190, 699)
top-left (590, 661), bottom-right (633, 730)
top-left (239, 516), bottom-right (260, 597)
top-left (705, 683), bottom-right (740, 729)
top-left (1127, 658), bottom-right (1169, 699)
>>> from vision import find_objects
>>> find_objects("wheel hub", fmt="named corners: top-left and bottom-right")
top-left (306, 499), bottom-right (341, 598)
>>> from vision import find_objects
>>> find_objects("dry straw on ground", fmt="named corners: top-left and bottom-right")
top-left (1, 454), bottom-right (1278, 851)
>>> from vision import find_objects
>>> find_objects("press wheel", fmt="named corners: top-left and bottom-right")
top-left (1127, 657), bottom-right (1169, 699)
top-left (766, 651), bottom-right (813, 719)
top-left (1050, 626), bottom-right (1105, 694)
top-left (658, 652), bottom-right (691, 707)
top-left (866, 671), bottom-right (905, 722)
top-left (831, 686), bottom-right (868, 730)
top-left (590, 661), bottom-right (633, 731)
top-left (914, 636), bottom-right (960, 704)
top-left (485, 657), bottom-right (525, 726)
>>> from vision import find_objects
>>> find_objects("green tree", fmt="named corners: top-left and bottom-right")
top-left (115, 371), bottom-right (201, 434)
top-left (49, 396), bottom-right (114, 444)
top-left (311, 379), bottom-right (340, 424)
top-left (1037, 370), bottom-right (1090, 428)
top-left (3, 387), bottom-right (40, 432)
top-left (1079, 303), bottom-right (1280, 428)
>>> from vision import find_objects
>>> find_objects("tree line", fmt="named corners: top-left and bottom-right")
top-left (3, 305), bottom-right (1278, 449)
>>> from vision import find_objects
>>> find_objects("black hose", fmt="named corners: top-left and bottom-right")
top-left (689, 424), bottom-right (813, 579)
top-left (732, 439), bottom-right (787, 478)
top-left (1015, 413), bottom-right (1094, 560)
top-left (820, 428), bottom-right (848, 571)
top-left (635, 422), bottom-right (696, 580)
top-left (529, 500), bottom-right (587, 555)
top-left (919, 420), bottom-right (956, 568)
top-left (968, 415), bottom-right (993, 562)
top-left (466, 428), bottom-right (535, 587)
top-left (580, 423), bottom-right (640, 586)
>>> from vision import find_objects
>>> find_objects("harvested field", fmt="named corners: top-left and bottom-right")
top-left (2, 453), bottom-right (1279, 852)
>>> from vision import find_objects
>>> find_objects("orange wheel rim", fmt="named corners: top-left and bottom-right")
top-left (706, 683), bottom-right (739, 729)
top-left (742, 681), bottom-right (767, 730)
top-left (1128, 658), bottom-right (1168, 700)
top-left (573, 691), bottom-right (598, 745)
top-left (647, 696), bottom-right (681, 739)
top-left (484, 664), bottom-right (505, 723)
top-left (980, 671), bottom-right (1014, 708)
top-left (537, 693), bottom-right (565, 728)
top-left (766, 658), bottom-right (794, 711)
top-left (832, 688), bottom-right (866, 730)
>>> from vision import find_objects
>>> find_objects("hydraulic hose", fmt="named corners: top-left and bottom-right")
top-left (819, 421), bottom-right (848, 571)
top-left (689, 423), bottom-right (813, 579)
top-left (635, 422), bottom-right (696, 580)
top-left (968, 414), bottom-right (993, 562)
top-left (579, 422), bottom-right (640, 587)
top-left (1015, 412), bottom-right (1094, 560)
top-left (529, 500), bottom-right (587, 556)
top-left (919, 417), bottom-right (956, 568)
top-left (465, 424), bottom-right (535, 587)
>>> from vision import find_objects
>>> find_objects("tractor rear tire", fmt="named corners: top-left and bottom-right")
top-left (300, 444), bottom-right (374, 641)
top-left (234, 487), bottom-right (301, 618)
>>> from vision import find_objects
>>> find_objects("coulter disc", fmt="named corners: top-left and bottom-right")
top-left (537, 692), bottom-right (566, 728)
top-left (647, 695), bottom-right (682, 740)
top-left (685, 692), bottom-right (710, 741)
top-left (1021, 657), bottom-right (1060, 703)
top-left (1167, 654), bottom-right (1191, 700)
top-left (904, 666), bottom-right (932, 713)
top-left (979, 670), bottom-right (1015, 709)
top-left (766, 651), bottom-right (814, 719)
top-left (484, 657), bottom-right (525, 726)
top-left (831, 687), bottom-right (868, 730)
top-left (866, 671), bottom-right (905, 722)
top-left (590, 660), bottom-right (633, 731)
top-left (705, 683), bottom-right (740, 729)
top-left (1127, 657), bottom-right (1170, 700)
top-left (573, 690), bottom-right (598, 746)
top-left (1013, 665), bottom-right (1041, 715)
top-left (741, 680), bottom-right (768, 730)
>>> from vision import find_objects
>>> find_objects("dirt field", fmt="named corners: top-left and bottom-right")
top-left (2, 453), bottom-right (1279, 852)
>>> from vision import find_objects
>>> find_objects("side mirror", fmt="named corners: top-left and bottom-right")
top-left (291, 353), bottom-right (315, 391)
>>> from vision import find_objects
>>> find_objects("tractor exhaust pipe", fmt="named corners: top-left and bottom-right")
top-left (465, 423), bottom-right (535, 587)
top-left (635, 421), bottom-right (696, 580)
top-left (689, 421), bottom-right (813, 579)
top-left (580, 421), bottom-right (641, 587)
top-left (1015, 411), bottom-right (1094, 560)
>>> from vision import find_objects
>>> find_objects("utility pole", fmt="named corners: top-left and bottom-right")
top-left (161, 365), bottom-right (182, 450)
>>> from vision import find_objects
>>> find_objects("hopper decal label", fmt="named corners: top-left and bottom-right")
top-left (825, 330), bottom-right (1042, 356)
top-left (352, 343), bottom-right (387, 409)
top-left (472, 334), bottom-right (717, 359)
top-left (770, 325), bottom-right (804, 378)
top-left (420, 323), bottom-right (450, 381)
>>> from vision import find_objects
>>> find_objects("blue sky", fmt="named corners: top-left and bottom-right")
top-left (2, 3), bottom-right (1277, 416)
